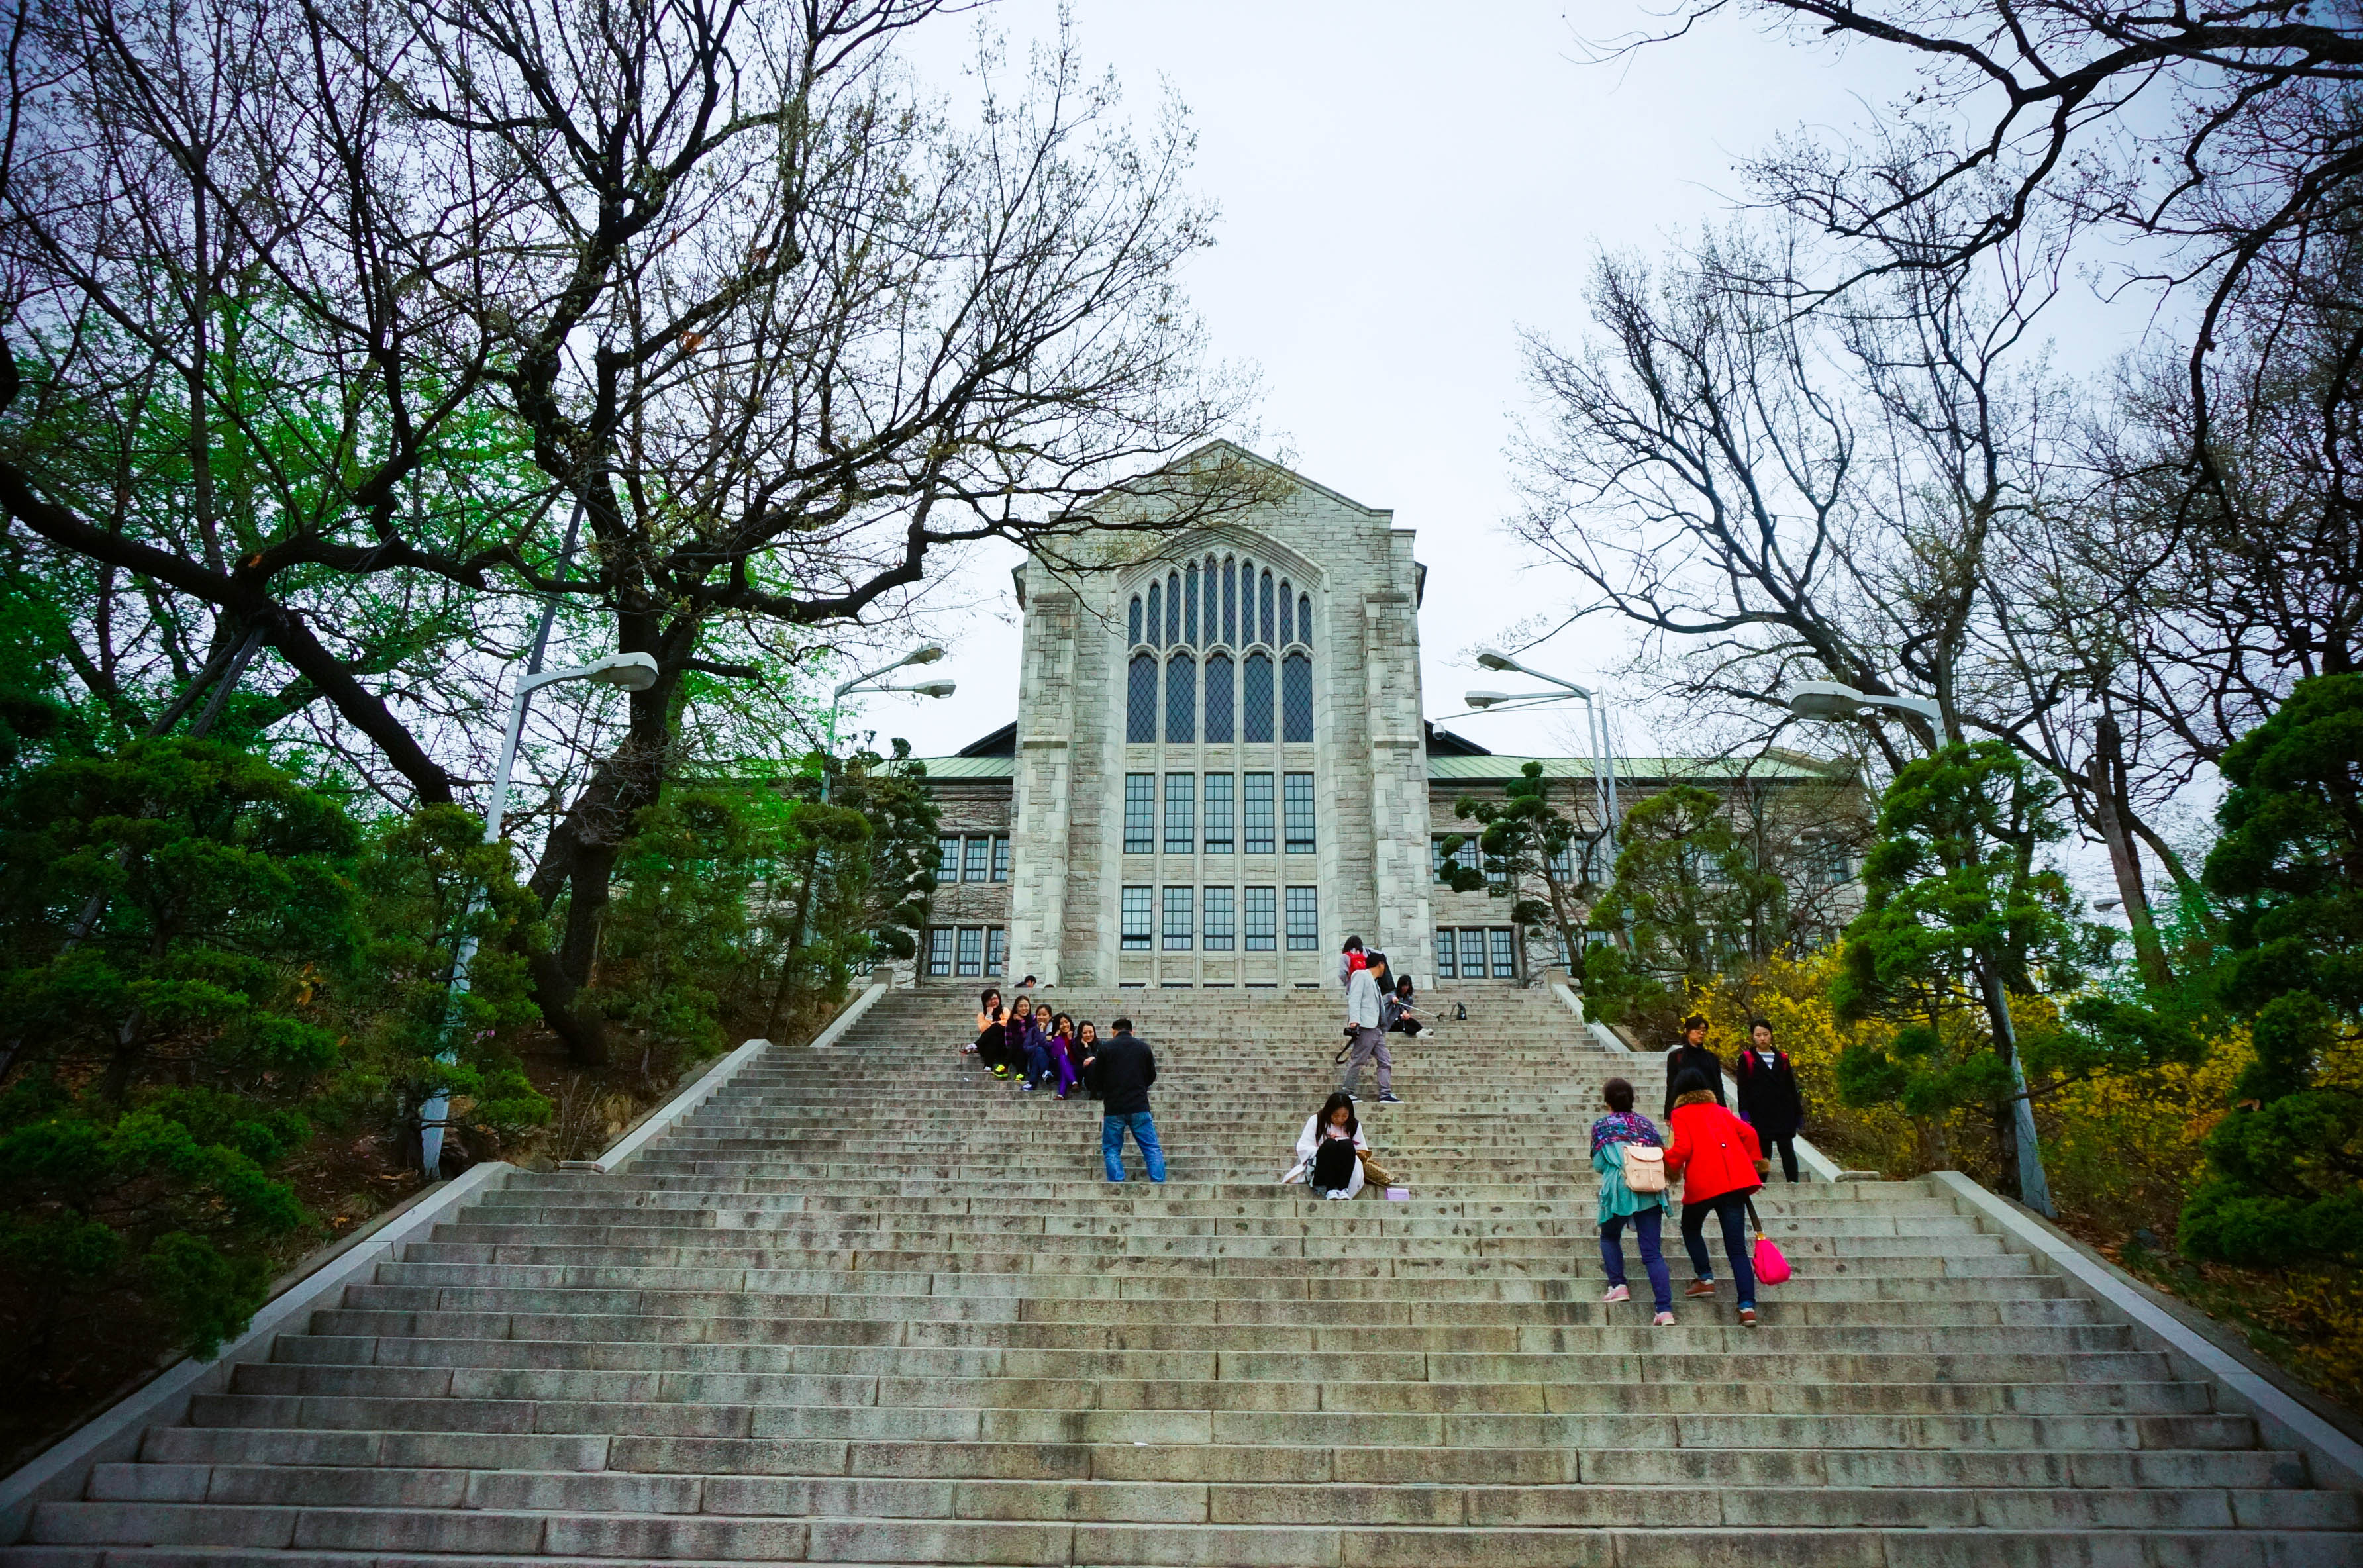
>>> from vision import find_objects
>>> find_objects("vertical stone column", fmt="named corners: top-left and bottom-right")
top-left (1364, 531), bottom-right (1434, 985)
top-left (1009, 575), bottom-right (1078, 984)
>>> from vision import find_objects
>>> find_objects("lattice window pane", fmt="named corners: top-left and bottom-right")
top-left (1127, 654), bottom-right (1157, 743)
top-left (1285, 887), bottom-right (1319, 950)
top-left (1283, 772), bottom-right (1315, 854)
top-left (1128, 596), bottom-right (1142, 646)
top-left (927, 927), bottom-right (953, 977)
top-left (1123, 774), bottom-right (1156, 854)
top-left (1165, 654), bottom-right (1196, 744)
top-left (964, 837), bottom-right (990, 881)
top-left (1490, 927), bottom-right (1519, 979)
top-left (1164, 772), bottom-right (1195, 856)
top-left (1203, 653), bottom-right (1234, 742)
top-left (985, 928), bottom-right (1007, 975)
top-left (1244, 772), bottom-right (1275, 854)
top-left (1222, 558), bottom-right (1236, 644)
top-left (1204, 773), bottom-right (1234, 853)
top-left (992, 836), bottom-right (1012, 881)
top-left (1242, 654), bottom-right (1274, 743)
top-left (1185, 563), bottom-right (1199, 646)
top-left (1435, 929), bottom-right (1457, 979)
top-left (935, 836), bottom-right (960, 886)
top-left (1459, 928), bottom-right (1487, 978)
top-left (1146, 582), bottom-right (1162, 649)
top-left (1278, 579), bottom-right (1293, 644)
top-left (1244, 887), bottom-right (1276, 950)
top-left (1299, 593), bottom-right (1311, 640)
top-left (1203, 887), bottom-right (1235, 950)
top-left (1259, 570), bottom-right (1274, 645)
top-left (1282, 653), bottom-right (1313, 742)
top-left (1121, 887), bottom-right (1153, 950)
top-left (956, 927), bottom-right (983, 977)
top-left (1163, 886), bottom-right (1194, 950)
top-left (1167, 573), bottom-right (1181, 644)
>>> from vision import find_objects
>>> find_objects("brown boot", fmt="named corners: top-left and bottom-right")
top-left (1684, 1279), bottom-right (1717, 1298)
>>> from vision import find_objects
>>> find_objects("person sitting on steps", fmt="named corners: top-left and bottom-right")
top-left (1282, 1091), bottom-right (1393, 1199)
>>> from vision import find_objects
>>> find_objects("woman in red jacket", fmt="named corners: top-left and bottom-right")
top-left (1664, 1067), bottom-right (1770, 1326)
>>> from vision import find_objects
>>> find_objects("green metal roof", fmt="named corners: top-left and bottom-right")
top-left (907, 755), bottom-right (1016, 780)
top-left (906, 752), bottom-right (1846, 786)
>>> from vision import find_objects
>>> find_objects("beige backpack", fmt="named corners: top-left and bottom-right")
top-left (1620, 1142), bottom-right (1668, 1193)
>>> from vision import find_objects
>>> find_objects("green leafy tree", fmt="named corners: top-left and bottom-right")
top-left (0, 740), bottom-right (356, 1390)
top-left (1580, 785), bottom-right (1785, 1025)
top-left (2180, 675), bottom-right (2363, 1267)
top-left (1436, 761), bottom-right (1595, 971)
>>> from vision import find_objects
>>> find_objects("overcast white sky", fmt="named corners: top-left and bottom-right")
top-left (851, 1), bottom-right (2158, 767)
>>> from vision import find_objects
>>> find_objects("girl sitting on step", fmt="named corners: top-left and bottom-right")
top-left (1282, 1091), bottom-right (1387, 1199)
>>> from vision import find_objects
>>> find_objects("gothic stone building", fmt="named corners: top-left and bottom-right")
top-left (909, 444), bottom-right (1844, 991)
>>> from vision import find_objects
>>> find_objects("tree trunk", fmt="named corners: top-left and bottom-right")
top-left (2089, 715), bottom-right (2172, 989)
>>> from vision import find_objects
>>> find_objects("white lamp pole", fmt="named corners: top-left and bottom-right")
top-left (419, 650), bottom-right (659, 1177)
top-left (1466, 650), bottom-right (1622, 863)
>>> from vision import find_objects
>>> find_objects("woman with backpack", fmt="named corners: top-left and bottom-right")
top-left (1734, 1018), bottom-right (1805, 1182)
top-left (1282, 1091), bottom-right (1373, 1199)
top-left (1590, 1077), bottom-right (1676, 1326)
top-left (1665, 1066), bottom-right (1770, 1327)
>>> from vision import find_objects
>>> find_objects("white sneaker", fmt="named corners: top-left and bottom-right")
top-left (1325, 1191), bottom-right (1350, 1200)
top-left (1601, 1284), bottom-right (1630, 1304)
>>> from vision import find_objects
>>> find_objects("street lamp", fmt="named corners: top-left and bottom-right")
top-left (419, 650), bottom-right (660, 1177)
top-left (820, 647), bottom-right (955, 799)
top-left (1784, 676), bottom-right (2056, 1218)
top-left (1468, 650), bottom-right (1623, 864)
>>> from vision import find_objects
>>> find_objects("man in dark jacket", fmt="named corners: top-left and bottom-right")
top-left (1734, 1017), bottom-right (1806, 1181)
top-left (1084, 1018), bottom-right (1165, 1183)
top-left (1663, 1014), bottom-right (1728, 1120)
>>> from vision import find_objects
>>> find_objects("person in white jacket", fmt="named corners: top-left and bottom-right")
top-left (1282, 1092), bottom-right (1370, 1198)
top-left (1340, 951), bottom-right (1400, 1104)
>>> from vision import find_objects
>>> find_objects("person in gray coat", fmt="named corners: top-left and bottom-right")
top-left (1340, 950), bottom-right (1403, 1104)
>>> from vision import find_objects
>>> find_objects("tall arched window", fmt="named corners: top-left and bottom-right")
top-left (1166, 572), bottom-right (1181, 645)
top-left (1166, 654), bottom-right (1196, 743)
top-left (1146, 581), bottom-right (1162, 650)
top-left (1298, 593), bottom-right (1311, 639)
top-left (1282, 652), bottom-right (1313, 742)
top-left (1128, 595), bottom-right (1142, 646)
top-left (1127, 654), bottom-right (1157, 742)
top-left (1204, 652), bottom-right (1234, 742)
top-left (1184, 562), bottom-right (1199, 646)
top-left (1278, 579), bottom-right (1294, 645)
top-left (1242, 652), bottom-right (1274, 743)
top-left (1222, 558), bottom-right (1237, 644)
top-left (1258, 570), bottom-right (1275, 646)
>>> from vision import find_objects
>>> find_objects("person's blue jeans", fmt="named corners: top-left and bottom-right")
top-left (1599, 1207), bottom-right (1673, 1312)
top-left (1682, 1191), bottom-right (1757, 1308)
top-left (1102, 1111), bottom-right (1166, 1183)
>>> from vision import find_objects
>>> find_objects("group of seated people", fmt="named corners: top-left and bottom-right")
top-left (966, 985), bottom-right (1094, 1097)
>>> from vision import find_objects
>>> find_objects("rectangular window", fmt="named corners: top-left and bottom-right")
top-left (1283, 773), bottom-right (1315, 854)
top-left (1485, 853), bottom-right (1508, 891)
top-left (1435, 928), bottom-right (1456, 979)
top-left (1121, 887), bottom-right (1154, 950)
top-left (1164, 772), bottom-right (1195, 856)
top-left (1203, 887), bottom-right (1236, 950)
top-left (1459, 928), bottom-right (1487, 980)
top-left (1244, 887), bottom-right (1277, 951)
top-left (1285, 887), bottom-right (1319, 950)
top-left (1203, 773), bottom-right (1234, 854)
top-left (991, 836), bottom-right (1012, 881)
top-left (956, 926), bottom-right (984, 977)
top-left (927, 926), bottom-right (954, 977)
top-left (1244, 771), bottom-right (1276, 854)
top-left (1124, 774), bottom-right (1155, 855)
top-left (1163, 886), bottom-right (1194, 950)
top-left (1547, 842), bottom-right (1575, 880)
top-left (936, 836), bottom-right (961, 885)
top-left (1432, 835), bottom-right (1478, 879)
top-left (985, 927), bottom-right (1007, 976)
top-left (963, 836), bottom-right (990, 882)
top-left (1490, 927), bottom-right (1519, 979)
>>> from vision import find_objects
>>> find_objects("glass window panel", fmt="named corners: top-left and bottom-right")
top-left (1203, 886), bottom-right (1235, 949)
top-left (1146, 581), bottom-right (1162, 649)
top-left (1203, 652), bottom-right (1234, 742)
top-left (1242, 653), bottom-right (1274, 743)
top-left (1244, 887), bottom-right (1277, 951)
top-left (1163, 886), bottom-right (1193, 950)
top-left (1491, 928), bottom-right (1519, 979)
top-left (1128, 596), bottom-right (1142, 646)
top-left (1165, 654), bottom-right (1196, 743)
top-left (1282, 653), bottom-right (1313, 742)
top-left (1167, 573), bottom-right (1180, 644)
top-left (1127, 654), bottom-right (1156, 743)
top-left (1459, 928), bottom-right (1487, 979)
top-left (1222, 558), bottom-right (1236, 644)
top-left (1285, 886), bottom-right (1319, 950)
top-left (985, 927), bottom-right (1006, 975)
top-left (1548, 842), bottom-right (1574, 879)
top-left (936, 836), bottom-right (960, 885)
top-left (957, 926), bottom-right (983, 976)
top-left (964, 836), bottom-right (989, 881)
top-left (1185, 562), bottom-right (1199, 646)
top-left (992, 836), bottom-right (1012, 881)
top-left (1299, 593), bottom-right (1311, 641)
top-left (1278, 579), bottom-right (1293, 644)
top-left (1244, 771), bottom-right (1275, 854)
top-left (927, 927), bottom-right (954, 977)
top-left (1435, 929), bottom-right (1457, 979)
top-left (1259, 570), bottom-right (1274, 645)
top-left (1203, 773), bottom-right (1234, 853)
top-left (1123, 774), bottom-right (1156, 854)
top-left (1121, 887), bottom-right (1153, 950)
top-left (1283, 772), bottom-right (1315, 854)
top-left (1164, 772), bottom-right (1195, 856)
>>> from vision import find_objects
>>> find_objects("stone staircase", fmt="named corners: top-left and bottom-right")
top-left (7, 985), bottom-right (2358, 1565)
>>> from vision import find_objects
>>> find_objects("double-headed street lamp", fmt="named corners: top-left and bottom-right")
top-left (820, 646), bottom-right (955, 802)
top-left (1783, 679), bottom-right (2056, 1219)
top-left (422, 650), bottom-right (661, 1177)
top-left (1462, 650), bottom-right (1621, 865)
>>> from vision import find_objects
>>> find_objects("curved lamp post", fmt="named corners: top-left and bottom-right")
top-left (420, 650), bottom-right (660, 1177)
top-left (1782, 678), bottom-right (2055, 1218)
top-left (1462, 650), bottom-right (1622, 864)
